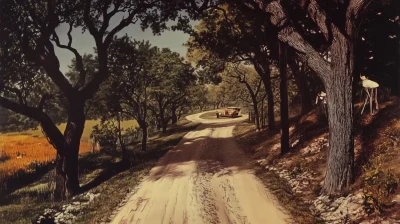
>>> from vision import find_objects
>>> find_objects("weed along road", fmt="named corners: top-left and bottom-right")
top-left (110, 112), bottom-right (289, 224)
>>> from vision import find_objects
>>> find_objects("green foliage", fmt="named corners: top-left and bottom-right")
top-left (362, 166), bottom-right (399, 215)
top-left (124, 127), bottom-right (141, 140)
top-left (90, 121), bottom-right (119, 151)
top-left (0, 107), bottom-right (38, 133)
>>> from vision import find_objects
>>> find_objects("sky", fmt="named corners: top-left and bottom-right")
top-left (54, 14), bottom-right (197, 74)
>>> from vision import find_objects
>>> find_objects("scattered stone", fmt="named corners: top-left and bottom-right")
top-left (291, 139), bottom-right (300, 148)
top-left (35, 191), bottom-right (101, 224)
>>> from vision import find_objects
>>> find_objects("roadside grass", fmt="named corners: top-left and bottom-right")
top-left (1, 120), bottom-right (138, 141)
top-left (0, 118), bottom-right (200, 224)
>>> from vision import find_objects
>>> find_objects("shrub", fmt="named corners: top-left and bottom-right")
top-left (362, 167), bottom-right (399, 215)
top-left (91, 122), bottom-right (118, 151)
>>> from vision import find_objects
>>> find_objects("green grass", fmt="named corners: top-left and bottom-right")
top-left (0, 119), bottom-right (200, 224)
top-left (2, 120), bottom-right (138, 141)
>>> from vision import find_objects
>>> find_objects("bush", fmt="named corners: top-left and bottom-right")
top-left (123, 126), bottom-right (141, 144)
top-left (91, 121), bottom-right (118, 151)
top-left (362, 167), bottom-right (399, 215)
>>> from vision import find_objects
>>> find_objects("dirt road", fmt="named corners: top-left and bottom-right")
top-left (110, 112), bottom-right (289, 224)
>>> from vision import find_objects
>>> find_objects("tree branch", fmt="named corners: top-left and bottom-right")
top-left (83, 0), bottom-right (100, 40)
top-left (0, 96), bottom-right (66, 153)
top-left (52, 24), bottom-right (86, 90)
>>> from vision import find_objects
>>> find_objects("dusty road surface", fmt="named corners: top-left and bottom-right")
top-left (110, 112), bottom-right (289, 224)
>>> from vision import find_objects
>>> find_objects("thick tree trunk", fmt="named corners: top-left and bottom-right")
top-left (54, 153), bottom-right (66, 200)
top-left (279, 42), bottom-right (290, 155)
top-left (322, 27), bottom-right (355, 193)
top-left (62, 105), bottom-right (85, 197)
top-left (249, 0), bottom-right (363, 193)
top-left (64, 143), bottom-right (80, 196)
top-left (323, 78), bottom-right (354, 192)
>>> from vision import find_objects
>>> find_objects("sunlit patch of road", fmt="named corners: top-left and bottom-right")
top-left (110, 111), bottom-right (289, 224)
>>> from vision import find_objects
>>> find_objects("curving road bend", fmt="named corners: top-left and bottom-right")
top-left (110, 111), bottom-right (289, 224)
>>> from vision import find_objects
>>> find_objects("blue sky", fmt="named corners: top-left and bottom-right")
top-left (54, 16), bottom-right (197, 74)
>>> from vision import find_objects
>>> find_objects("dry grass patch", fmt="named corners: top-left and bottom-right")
top-left (0, 118), bottom-right (200, 224)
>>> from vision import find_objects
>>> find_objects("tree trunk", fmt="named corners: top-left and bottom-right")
top-left (171, 107), bottom-right (178, 125)
top-left (266, 82), bottom-right (275, 129)
top-left (54, 153), bottom-right (66, 200)
top-left (141, 124), bottom-right (147, 151)
top-left (249, 0), bottom-right (362, 193)
top-left (62, 105), bottom-right (85, 197)
top-left (322, 27), bottom-right (355, 193)
top-left (252, 101), bottom-right (260, 130)
top-left (242, 80), bottom-right (261, 130)
top-left (162, 120), bottom-right (168, 133)
top-left (288, 52), bottom-right (313, 115)
top-left (397, 19), bottom-right (400, 95)
top-left (261, 99), bottom-right (264, 128)
top-left (279, 42), bottom-right (290, 155)
top-left (117, 113), bottom-right (127, 161)
top-left (255, 63), bottom-right (275, 130)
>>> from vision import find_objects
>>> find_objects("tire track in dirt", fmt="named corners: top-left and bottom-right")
top-left (110, 112), bottom-right (289, 224)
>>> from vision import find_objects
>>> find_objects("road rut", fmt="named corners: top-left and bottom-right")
top-left (110, 112), bottom-right (289, 224)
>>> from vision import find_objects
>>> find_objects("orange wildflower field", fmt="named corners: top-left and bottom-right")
top-left (0, 135), bottom-right (94, 183)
